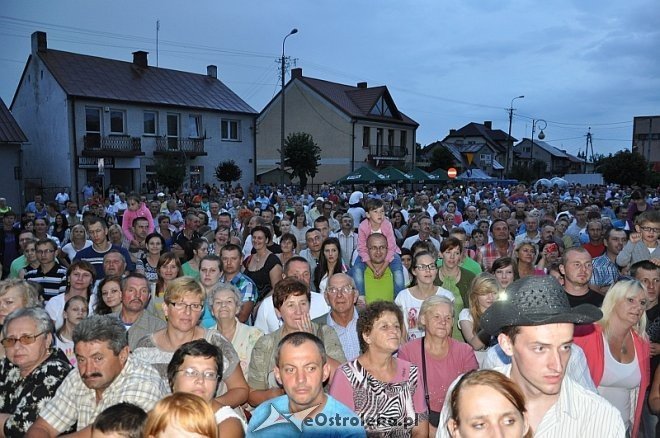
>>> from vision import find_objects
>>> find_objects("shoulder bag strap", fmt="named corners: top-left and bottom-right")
top-left (421, 336), bottom-right (430, 410)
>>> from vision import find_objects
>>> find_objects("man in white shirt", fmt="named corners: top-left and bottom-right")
top-left (254, 256), bottom-right (329, 334)
top-left (436, 276), bottom-right (625, 437)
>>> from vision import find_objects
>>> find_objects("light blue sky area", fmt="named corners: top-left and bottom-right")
top-left (2, 0), bottom-right (658, 156)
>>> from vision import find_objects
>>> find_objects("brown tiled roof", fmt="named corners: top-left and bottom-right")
top-left (36, 50), bottom-right (256, 114)
top-left (0, 98), bottom-right (27, 144)
top-left (297, 76), bottom-right (418, 127)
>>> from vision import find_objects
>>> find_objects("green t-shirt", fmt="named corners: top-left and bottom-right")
top-left (364, 267), bottom-right (394, 303)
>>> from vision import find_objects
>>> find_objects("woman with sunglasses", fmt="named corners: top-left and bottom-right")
top-left (0, 307), bottom-right (71, 436)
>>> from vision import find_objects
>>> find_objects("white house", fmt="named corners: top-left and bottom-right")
top-left (11, 31), bottom-right (257, 204)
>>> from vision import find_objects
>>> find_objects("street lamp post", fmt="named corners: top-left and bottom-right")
top-left (530, 118), bottom-right (547, 178)
top-left (506, 95), bottom-right (524, 175)
top-left (280, 28), bottom-right (298, 187)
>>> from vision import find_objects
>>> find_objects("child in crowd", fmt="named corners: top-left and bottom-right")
top-left (616, 210), bottom-right (660, 269)
top-left (121, 194), bottom-right (154, 243)
top-left (352, 198), bottom-right (405, 295)
top-left (91, 403), bottom-right (147, 438)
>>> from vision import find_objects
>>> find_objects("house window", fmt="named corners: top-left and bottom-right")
top-left (369, 96), bottom-right (393, 117)
top-left (110, 110), bottom-right (125, 134)
top-left (85, 107), bottom-right (101, 148)
top-left (167, 113), bottom-right (179, 150)
top-left (188, 115), bottom-right (202, 138)
top-left (400, 131), bottom-right (407, 147)
top-left (146, 165), bottom-right (157, 192)
top-left (388, 129), bottom-right (395, 147)
top-left (523, 146), bottom-right (531, 153)
top-left (144, 111), bottom-right (157, 135)
top-left (221, 119), bottom-right (240, 141)
top-left (480, 154), bottom-right (492, 164)
top-left (376, 128), bottom-right (383, 146)
top-left (362, 127), bottom-right (370, 148)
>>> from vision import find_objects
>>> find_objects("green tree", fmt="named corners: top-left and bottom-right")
top-left (509, 164), bottom-right (535, 184)
top-left (280, 132), bottom-right (321, 189)
top-left (214, 160), bottom-right (242, 186)
top-left (429, 145), bottom-right (456, 171)
top-left (596, 150), bottom-right (649, 186)
top-left (154, 156), bottom-right (186, 193)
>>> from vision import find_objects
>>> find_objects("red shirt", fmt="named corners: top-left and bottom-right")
top-left (582, 242), bottom-right (605, 258)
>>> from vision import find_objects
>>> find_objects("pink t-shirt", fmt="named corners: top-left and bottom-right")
top-left (398, 337), bottom-right (478, 412)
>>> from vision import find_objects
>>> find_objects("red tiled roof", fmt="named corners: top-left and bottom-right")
top-left (0, 98), bottom-right (27, 144)
top-left (36, 50), bottom-right (256, 114)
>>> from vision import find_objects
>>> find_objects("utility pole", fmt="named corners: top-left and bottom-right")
top-left (584, 127), bottom-right (593, 173)
top-left (506, 95), bottom-right (524, 175)
top-left (156, 20), bottom-right (160, 67)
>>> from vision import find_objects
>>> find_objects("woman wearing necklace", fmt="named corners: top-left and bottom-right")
top-left (395, 251), bottom-right (454, 341)
top-left (329, 301), bottom-right (428, 437)
top-left (243, 226), bottom-right (282, 303)
top-left (574, 279), bottom-right (651, 438)
top-left (435, 237), bottom-right (475, 340)
top-left (133, 276), bottom-right (249, 409)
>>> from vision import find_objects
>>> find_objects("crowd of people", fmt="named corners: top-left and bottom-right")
top-left (0, 180), bottom-right (658, 437)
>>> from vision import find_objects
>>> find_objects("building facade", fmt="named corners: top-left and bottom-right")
top-left (632, 116), bottom-right (660, 172)
top-left (11, 31), bottom-right (257, 205)
top-left (0, 98), bottom-right (28, 210)
top-left (256, 68), bottom-right (418, 184)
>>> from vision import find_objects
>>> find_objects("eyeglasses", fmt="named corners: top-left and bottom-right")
top-left (326, 286), bottom-right (356, 295)
top-left (415, 263), bottom-right (437, 272)
top-left (168, 302), bottom-right (204, 312)
top-left (1, 331), bottom-right (47, 348)
top-left (640, 226), bottom-right (660, 233)
top-left (36, 249), bottom-right (55, 255)
top-left (176, 367), bottom-right (218, 381)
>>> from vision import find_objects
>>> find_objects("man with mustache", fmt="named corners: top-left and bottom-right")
top-left (26, 315), bottom-right (166, 437)
top-left (112, 273), bottom-right (165, 350)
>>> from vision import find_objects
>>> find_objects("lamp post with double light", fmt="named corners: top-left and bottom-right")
top-left (530, 119), bottom-right (547, 178)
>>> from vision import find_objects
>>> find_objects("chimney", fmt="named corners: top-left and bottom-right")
top-left (449, 129), bottom-right (457, 135)
top-left (291, 68), bottom-right (302, 79)
top-left (207, 65), bottom-right (217, 79)
top-left (357, 82), bottom-right (368, 88)
top-left (31, 31), bottom-right (47, 54)
top-left (484, 121), bottom-right (492, 129)
top-left (132, 51), bottom-right (148, 68)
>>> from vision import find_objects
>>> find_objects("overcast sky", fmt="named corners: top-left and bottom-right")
top-left (2, 0), bottom-right (658, 158)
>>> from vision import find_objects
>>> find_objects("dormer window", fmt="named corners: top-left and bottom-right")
top-left (369, 96), bottom-right (392, 117)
